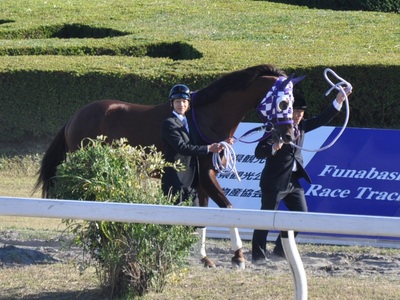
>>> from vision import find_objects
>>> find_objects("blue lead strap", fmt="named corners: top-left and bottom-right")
top-left (233, 126), bottom-right (272, 144)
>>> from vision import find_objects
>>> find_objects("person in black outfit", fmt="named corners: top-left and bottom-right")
top-left (251, 88), bottom-right (351, 263)
top-left (161, 84), bottom-right (223, 205)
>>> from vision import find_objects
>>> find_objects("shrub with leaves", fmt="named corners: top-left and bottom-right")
top-left (50, 136), bottom-right (198, 298)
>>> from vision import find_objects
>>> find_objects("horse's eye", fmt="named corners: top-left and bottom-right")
top-left (277, 99), bottom-right (289, 111)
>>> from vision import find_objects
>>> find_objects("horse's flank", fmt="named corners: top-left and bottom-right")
top-left (65, 100), bottom-right (170, 151)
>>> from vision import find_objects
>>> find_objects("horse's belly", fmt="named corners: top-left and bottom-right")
top-left (65, 103), bottom-right (164, 151)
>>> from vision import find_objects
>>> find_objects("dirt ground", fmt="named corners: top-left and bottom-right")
top-left (0, 231), bottom-right (82, 268)
top-left (2, 232), bottom-right (400, 279)
top-left (188, 239), bottom-right (400, 279)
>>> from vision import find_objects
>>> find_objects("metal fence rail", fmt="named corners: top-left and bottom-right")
top-left (2, 197), bottom-right (400, 300)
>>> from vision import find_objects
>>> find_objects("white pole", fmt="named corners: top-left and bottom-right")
top-left (282, 231), bottom-right (308, 300)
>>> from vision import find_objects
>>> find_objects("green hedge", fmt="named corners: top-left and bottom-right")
top-left (287, 65), bottom-right (400, 129)
top-left (0, 70), bottom-right (166, 142)
top-left (1, 64), bottom-right (399, 143)
top-left (0, 1), bottom-right (398, 143)
top-left (266, 0), bottom-right (400, 13)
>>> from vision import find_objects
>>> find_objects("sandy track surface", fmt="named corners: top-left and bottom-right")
top-left (2, 234), bottom-right (399, 280)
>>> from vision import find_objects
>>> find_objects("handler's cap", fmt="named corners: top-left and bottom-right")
top-left (293, 91), bottom-right (307, 110)
top-left (169, 84), bottom-right (191, 101)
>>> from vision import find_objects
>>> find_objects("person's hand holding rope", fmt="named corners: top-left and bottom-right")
top-left (335, 87), bottom-right (352, 104)
top-left (290, 68), bottom-right (353, 152)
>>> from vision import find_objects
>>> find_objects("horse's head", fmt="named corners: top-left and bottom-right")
top-left (257, 74), bottom-right (305, 144)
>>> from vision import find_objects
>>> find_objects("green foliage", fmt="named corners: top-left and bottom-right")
top-left (266, 0), bottom-right (400, 13)
top-left (285, 65), bottom-right (400, 129)
top-left (0, 154), bottom-right (41, 176)
top-left (50, 136), bottom-right (197, 298)
top-left (0, 0), bottom-right (399, 142)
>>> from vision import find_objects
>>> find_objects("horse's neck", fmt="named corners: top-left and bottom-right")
top-left (192, 100), bottom-right (247, 143)
top-left (194, 76), bottom-right (277, 143)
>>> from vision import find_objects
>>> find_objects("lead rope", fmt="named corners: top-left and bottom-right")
top-left (212, 127), bottom-right (275, 181)
top-left (290, 68), bottom-right (352, 152)
top-left (212, 141), bottom-right (241, 181)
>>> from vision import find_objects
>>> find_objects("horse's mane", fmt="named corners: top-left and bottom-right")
top-left (194, 64), bottom-right (286, 105)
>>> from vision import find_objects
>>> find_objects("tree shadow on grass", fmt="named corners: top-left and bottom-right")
top-left (0, 245), bottom-right (58, 266)
top-left (254, 0), bottom-right (400, 13)
top-left (0, 138), bottom-right (50, 157)
top-left (254, 0), bottom-right (373, 12)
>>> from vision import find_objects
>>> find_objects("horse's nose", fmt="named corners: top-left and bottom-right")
top-left (283, 133), bottom-right (293, 143)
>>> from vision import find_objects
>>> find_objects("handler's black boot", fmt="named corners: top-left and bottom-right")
top-left (272, 246), bottom-right (285, 259)
top-left (251, 247), bottom-right (267, 265)
top-left (272, 235), bottom-right (286, 260)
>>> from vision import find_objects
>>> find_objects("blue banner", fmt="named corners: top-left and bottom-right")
top-left (304, 127), bottom-right (400, 217)
top-left (210, 123), bottom-right (400, 245)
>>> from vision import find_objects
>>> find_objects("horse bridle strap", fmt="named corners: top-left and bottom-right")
top-left (190, 91), bottom-right (215, 144)
top-left (232, 124), bottom-right (273, 144)
top-left (256, 75), bottom-right (294, 127)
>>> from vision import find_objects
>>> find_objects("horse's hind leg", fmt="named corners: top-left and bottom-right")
top-left (230, 227), bottom-right (245, 269)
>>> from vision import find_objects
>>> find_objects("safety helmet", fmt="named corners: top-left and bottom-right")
top-left (169, 84), bottom-right (191, 101)
top-left (293, 91), bottom-right (307, 110)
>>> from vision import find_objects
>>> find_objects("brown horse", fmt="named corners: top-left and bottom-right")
top-left (35, 64), bottom-right (300, 269)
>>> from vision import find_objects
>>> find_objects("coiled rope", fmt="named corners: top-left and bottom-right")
top-left (212, 141), bottom-right (241, 181)
top-left (290, 68), bottom-right (352, 152)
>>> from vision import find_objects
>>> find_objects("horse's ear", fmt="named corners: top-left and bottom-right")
top-left (280, 74), bottom-right (295, 88)
top-left (291, 75), bottom-right (306, 86)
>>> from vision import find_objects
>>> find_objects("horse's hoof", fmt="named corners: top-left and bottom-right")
top-left (231, 260), bottom-right (246, 269)
top-left (201, 257), bottom-right (216, 268)
top-left (231, 248), bottom-right (246, 269)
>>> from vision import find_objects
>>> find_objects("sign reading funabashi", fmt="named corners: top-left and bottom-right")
top-left (210, 122), bottom-right (400, 244)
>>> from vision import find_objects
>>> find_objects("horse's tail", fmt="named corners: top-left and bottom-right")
top-left (33, 125), bottom-right (68, 198)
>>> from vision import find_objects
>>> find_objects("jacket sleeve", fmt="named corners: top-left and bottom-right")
top-left (303, 103), bottom-right (340, 133)
top-left (254, 137), bottom-right (275, 159)
top-left (162, 119), bottom-right (208, 156)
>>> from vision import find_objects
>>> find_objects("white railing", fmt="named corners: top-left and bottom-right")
top-left (1, 196), bottom-right (400, 300)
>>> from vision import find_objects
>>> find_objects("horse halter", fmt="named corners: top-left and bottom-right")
top-left (257, 76), bottom-right (294, 127)
top-left (255, 74), bottom-right (305, 137)
top-left (229, 74), bottom-right (305, 144)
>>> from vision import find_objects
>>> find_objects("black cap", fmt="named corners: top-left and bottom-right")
top-left (293, 91), bottom-right (307, 110)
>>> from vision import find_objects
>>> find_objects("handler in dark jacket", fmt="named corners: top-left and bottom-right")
top-left (252, 88), bottom-right (351, 263)
top-left (161, 84), bottom-right (223, 205)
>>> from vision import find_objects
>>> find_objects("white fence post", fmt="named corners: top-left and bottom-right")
top-left (281, 231), bottom-right (307, 300)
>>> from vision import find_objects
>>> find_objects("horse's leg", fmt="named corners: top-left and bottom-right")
top-left (196, 227), bottom-right (216, 268)
top-left (229, 227), bottom-right (245, 269)
top-left (198, 162), bottom-right (246, 269)
top-left (195, 186), bottom-right (216, 268)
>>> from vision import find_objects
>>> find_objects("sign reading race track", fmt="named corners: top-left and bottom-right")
top-left (210, 123), bottom-right (400, 244)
